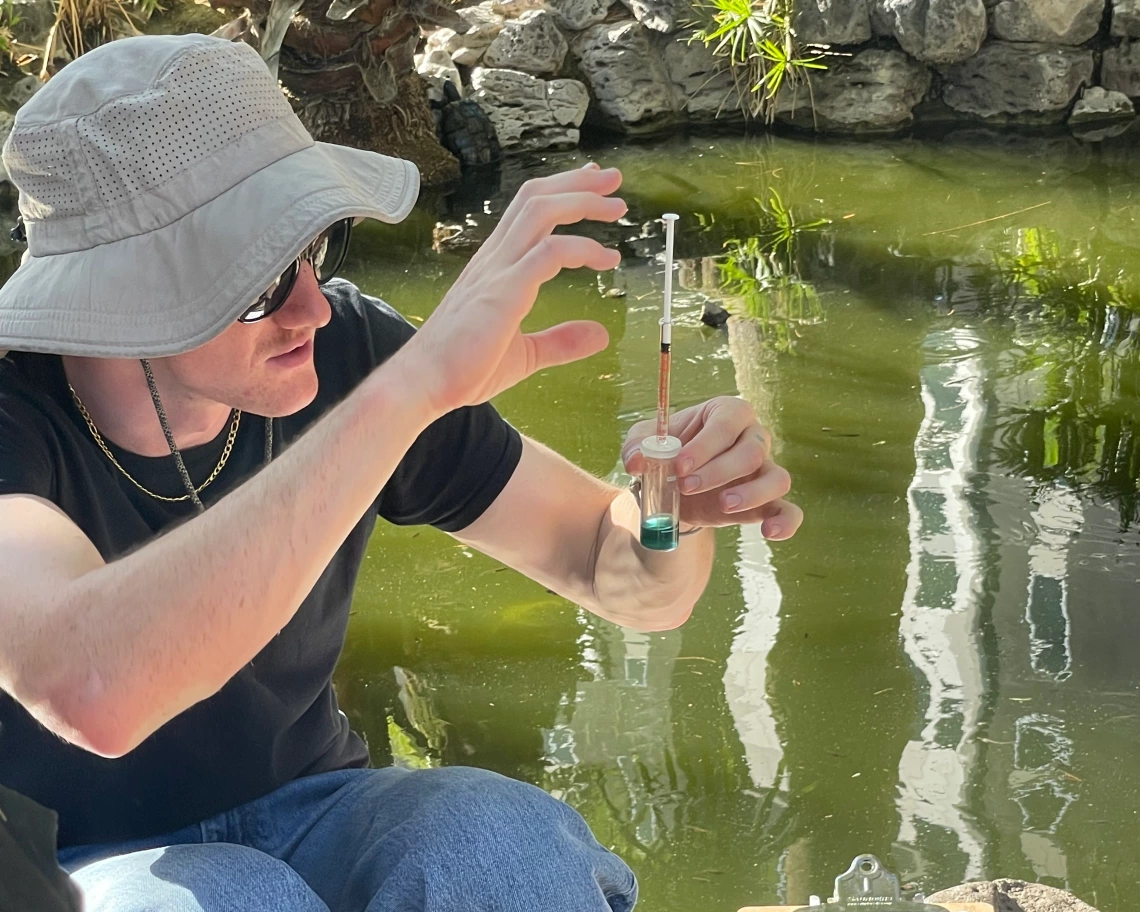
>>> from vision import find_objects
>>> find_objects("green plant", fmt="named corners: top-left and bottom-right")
top-left (686, 0), bottom-right (826, 123)
top-left (0, 0), bottom-right (23, 69)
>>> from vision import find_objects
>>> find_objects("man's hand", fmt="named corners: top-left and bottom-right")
top-left (396, 164), bottom-right (625, 416)
top-left (621, 398), bottom-right (803, 541)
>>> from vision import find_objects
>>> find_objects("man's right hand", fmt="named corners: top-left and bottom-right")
top-left (394, 164), bottom-right (626, 416)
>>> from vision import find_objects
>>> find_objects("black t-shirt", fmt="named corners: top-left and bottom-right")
top-left (0, 280), bottom-right (522, 849)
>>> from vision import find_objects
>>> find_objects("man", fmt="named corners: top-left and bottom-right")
top-left (0, 32), bottom-right (801, 912)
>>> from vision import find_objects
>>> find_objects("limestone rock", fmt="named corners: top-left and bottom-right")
top-left (774, 48), bottom-right (930, 132)
top-left (940, 41), bottom-right (1094, 121)
top-left (490, 0), bottom-right (548, 16)
top-left (1104, 41), bottom-right (1140, 96)
top-left (571, 21), bottom-right (675, 130)
top-left (792, 0), bottom-right (872, 45)
top-left (425, 5), bottom-right (505, 66)
top-left (417, 47), bottom-right (463, 105)
top-left (470, 67), bottom-right (588, 150)
top-left (618, 0), bottom-right (681, 33)
top-left (483, 9), bottom-right (569, 73)
top-left (664, 32), bottom-right (742, 121)
top-left (547, 0), bottom-right (612, 30)
top-left (990, 0), bottom-right (1105, 45)
top-left (1113, 0), bottom-right (1140, 37)
top-left (870, 0), bottom-right (987, 64)
top-left (10, 0), bottom-right (55, 50)
top-left (5, 74), bottom-right (41, 109)
top-left (1070, 85), bottom-right (1135, 123)
top-left (928, 880), bottom-right (1100, 912)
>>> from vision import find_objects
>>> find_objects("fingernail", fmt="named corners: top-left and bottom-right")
top-left (767, 524), bottom-right (782, 539)
top-left (724, 493), bottom-right (742, 511)
top-left (682, 475), bottom-right (700, 493)
top-left (678, 457), bottom-right (693, 475)
top-left (581, 161), bottom-right (600, 170)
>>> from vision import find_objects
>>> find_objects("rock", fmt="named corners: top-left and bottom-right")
top-left (774, 48), bottom-right (930, 132)
top-left (5, 74), bottom-right (42, 109)
top-left (870, 0), bottom-right (987, 64)
top-left (1103, 41), bottom-right (1140, 96)
top-left (417, 47), bottom-right (463, 105)
top-left (547, 0), bottom-right (612, 30)
top-left (928, 880), bottom-right (1100, 912)
top-left (793, 0), bottom-right (872, 46)
top-left (618, 0), bottom-right (681, 34)
top-left (940, 41), bottom-right (1094, 122)
top-left (10, 0), bottom-right (55, 49)
top-left (470, 67), bottom-right (589, 150)
top-left (483, 9), bottom-right (569, 73)
top-left (425, 5), bottom-right (505, 66)
top-left (1112, 0), bottom-right (1140, 37)
top-left (1070, 85), bottom-right (1135, 122)
top-left (490, 0), bottom-right (548, 15)
top-left (990, 0), bottom-right (1105, 45)
top-left (663, 32), bottom-right (742, 121)
top-left (571, 21), bottom-right (675, 130)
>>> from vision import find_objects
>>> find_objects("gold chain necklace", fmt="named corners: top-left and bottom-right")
top-left (69, 383), bottom-right (241, 503)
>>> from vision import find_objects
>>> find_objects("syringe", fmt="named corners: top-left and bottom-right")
top-left (656, 213), bottom-right (679, 442)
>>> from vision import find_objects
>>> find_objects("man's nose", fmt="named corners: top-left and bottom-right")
top-left (273, 262), bottom-right (332, 331)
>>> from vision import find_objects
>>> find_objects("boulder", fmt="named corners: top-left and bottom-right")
top-left (1113, 0), bottom-right (1140, 37)
top-left (1104, 41), bottom-right (1140, 96)
top-left (663, 33), bottom-right (742, 121)
top-left (425, 5), bottom-right (505, 67)
top-left (940, 41), bottom-right (1094, 121)
top-left (870, 0), bottom-right (987, 64)
top-left (490, 0), bottom-right (548, 15)
top-left (483, 9), bottom-right (569, 74)
top-left (928, 880), bottom-right (1100, 912)
top-left (570, 21), bottom-right (675, 130)
top-left (470, 67), bottom-right (589, 150)
top-left (1069, 85), bottom-right (1135, 122)
top-left (547, 0), bottom-right (612, 30)
top-left (618, 0), bottom-right (681, 33)
top-left (416, 47), bottom-right (463, 104)
top-left (774, 48), bottom-right (930, 132)
top-left (9, 0), bottom-right (55, 50)
top-left (792, 0), bottom-right (872, 45)
top-left (990, 0), bottom-right (1105, 45)
top-left (5, 74), bottom-right (41, 109)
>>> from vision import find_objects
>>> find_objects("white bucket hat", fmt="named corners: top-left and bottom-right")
top-left (0, 32), bottom-right (420, 359)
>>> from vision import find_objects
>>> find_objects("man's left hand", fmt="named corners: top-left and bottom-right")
top-left (621, 397), bottom-right (802, 541)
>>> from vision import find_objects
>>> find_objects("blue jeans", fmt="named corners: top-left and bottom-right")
top-left (57, 767), bottom-right (637, 912)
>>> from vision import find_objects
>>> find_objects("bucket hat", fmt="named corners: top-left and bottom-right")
top-left (0, 33), bottom-right (419, 359)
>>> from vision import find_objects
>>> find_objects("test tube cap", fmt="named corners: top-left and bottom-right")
top-left (641, 435), bottom-right (682, 459)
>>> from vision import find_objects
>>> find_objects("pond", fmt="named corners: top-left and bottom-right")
top-left (332, 129), bottom-right (1140, 911)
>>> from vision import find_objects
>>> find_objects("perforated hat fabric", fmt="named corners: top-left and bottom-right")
top-left (0, 33), bottom-right (419, 358)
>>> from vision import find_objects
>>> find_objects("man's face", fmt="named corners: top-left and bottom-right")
top-left (159, 261), bottom-right (332, 418)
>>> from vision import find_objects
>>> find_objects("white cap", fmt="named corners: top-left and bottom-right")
top-left (640, 435), bottom-right (682, 459)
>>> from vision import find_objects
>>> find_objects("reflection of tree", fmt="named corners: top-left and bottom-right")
top-left (965, 227), bottom-right (1140, 528)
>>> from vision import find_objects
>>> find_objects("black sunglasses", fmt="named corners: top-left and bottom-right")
top-left (238, 218), bottom-right (353, 323)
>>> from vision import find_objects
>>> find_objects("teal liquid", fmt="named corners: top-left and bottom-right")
top-left (640, 513), bottom-right (679, 552)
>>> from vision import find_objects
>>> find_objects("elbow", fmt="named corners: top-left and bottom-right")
top-left (33, 672), bottom-right (144, 759)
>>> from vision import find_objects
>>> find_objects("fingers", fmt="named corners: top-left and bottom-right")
top-left (498, 192), bottom-right (628, 264)
top-left (675, 398), bottom-right (767, 477)
top-left (523, 321), bottom-right (610, 374)
top-left (493, 167), bottom-right (624, 244)
top-left (678, 424), bottom-right (768, 495)
top-left (735, 498), bottom-right (804, 541)
top-left (717, 459), bottom-right (791, 514)
top-left (511, 234), bottom-right (621, 297)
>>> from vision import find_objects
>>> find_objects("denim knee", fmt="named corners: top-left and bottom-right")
top-left (72, 844), bottom-right (330, 912)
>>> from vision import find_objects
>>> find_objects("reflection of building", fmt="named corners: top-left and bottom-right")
top-left (895, 327), bottom-right (987, 884)
top-left (724, 523), bottom-right (788, 795)
top-left (1025, 489), bottom-right (1081, 682)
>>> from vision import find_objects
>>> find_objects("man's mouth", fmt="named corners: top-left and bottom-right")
top-left (267, 338), bottom-right (313, 368)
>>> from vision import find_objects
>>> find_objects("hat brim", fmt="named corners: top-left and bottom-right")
top-left (0, 141), bottom-right (419, 358)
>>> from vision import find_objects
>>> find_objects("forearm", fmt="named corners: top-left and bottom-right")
top-left (31, 353), bottom-right (438, 757)
top-left (587, 489), bottom-right (715, 631)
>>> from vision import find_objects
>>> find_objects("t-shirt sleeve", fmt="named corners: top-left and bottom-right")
top-left (0, 380), bottom-right (54, 501)
top-left (322, 281), bottom-right (523, 533)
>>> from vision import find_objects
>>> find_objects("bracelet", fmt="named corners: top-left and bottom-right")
top-left (628, 478), bottom-right (705, 537)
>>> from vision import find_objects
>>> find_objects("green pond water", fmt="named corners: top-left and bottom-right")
top-left (334, 132), bottom-right (1140, 911)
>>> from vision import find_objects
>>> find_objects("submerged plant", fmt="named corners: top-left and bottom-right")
top-left (686, 0), bottom-right (826, 123)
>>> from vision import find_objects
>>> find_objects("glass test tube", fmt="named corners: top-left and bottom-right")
top-left (639, 434), bottom-right (682, 552)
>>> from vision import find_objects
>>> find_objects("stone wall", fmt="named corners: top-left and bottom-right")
top-left (419, 0), bottom-right (1140, 155)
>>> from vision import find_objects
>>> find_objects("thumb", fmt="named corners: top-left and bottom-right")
top-left (524, 321), bottom-right (610, 373)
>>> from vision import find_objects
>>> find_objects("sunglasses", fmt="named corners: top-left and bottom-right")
top-left (238, 218), bottom-right (353, 323)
